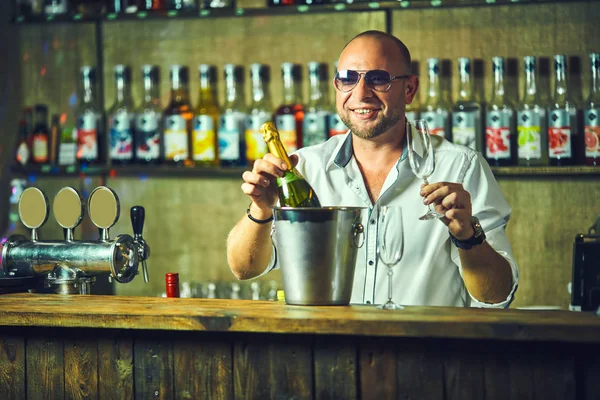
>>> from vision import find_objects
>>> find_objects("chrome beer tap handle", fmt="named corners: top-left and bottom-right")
top-left (18, 187), bottom-right (49, 242)
top-left (53, 187), bottom-right (84, 241)
top-left (131, 206), bottom-right (150, 283)
top-left (88, 186), bottom-right (120, 242)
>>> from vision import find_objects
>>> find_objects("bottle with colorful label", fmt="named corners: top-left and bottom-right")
top-left (274, 63), bottom-right (304, 152)
top-left (485, 57), bottom-right (516, 166)
top-left (584, 52), bottom-right (600, 166)
top-left (245, 63), bottom-right (272, 164)
top-left (31, 104), bottom-right (50, 165)
top-left (163, 65), bottom-right (193, 165)
top-left (517, 56), bottom-right (548, 166)
top-left (15, 119), bottom-right (30, 167)
top-left (328, 60), bottom-right (348, 138)
top-left (135, 65), bottom-right (162, 164)
top-left (303, 62), bottom-right (329, 148)
top-left (108, 65), bottom-right (135, 165)
top-left (76, 66), bottom-right (103, 165)
top-left (452, 58), bottom-right (482, 153)
top-left (193, 64), bottom-right (220, 166)
top-left (218, 64), bottom-right (246, 167)
top-left (548, 55), bottom-right (578, 166)
top-left (421, 58), bottom-right (451, 140)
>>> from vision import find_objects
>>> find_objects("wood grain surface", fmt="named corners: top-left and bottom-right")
top-left (1, 293), bottom-right (599, 343)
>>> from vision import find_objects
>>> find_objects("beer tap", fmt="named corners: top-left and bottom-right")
top-left (131, 206), bottom-right (150, 283)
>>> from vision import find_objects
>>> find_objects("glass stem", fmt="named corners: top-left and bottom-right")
top-left (387, 268), bottom-right (393, 303)
top-left (423, 178), bottom-right (434, 213)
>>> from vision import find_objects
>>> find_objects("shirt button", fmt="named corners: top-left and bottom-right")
top-left (370, 219), bottom-right (375, 224)
top-left (368, 260), bottom-right (374, 266)
top-left (366, 301), bottom-right (371, 304)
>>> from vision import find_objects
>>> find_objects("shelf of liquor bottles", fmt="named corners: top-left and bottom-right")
top-left (12, 0), bottom-right (586, 25)
top-left (10, 164), bottom-right (600, 179)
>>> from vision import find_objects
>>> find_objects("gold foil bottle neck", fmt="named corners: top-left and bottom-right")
top-left (260, 121), bottom-right (279, 143)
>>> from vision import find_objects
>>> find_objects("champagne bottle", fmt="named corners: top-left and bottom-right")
top-left (260, 122), bottom-right (320, 208)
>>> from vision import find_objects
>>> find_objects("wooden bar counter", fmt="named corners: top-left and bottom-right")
top-left (1, 294), bottom-right (599, 399)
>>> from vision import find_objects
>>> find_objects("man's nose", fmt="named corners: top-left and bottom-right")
top-left (351, 75), bottom-right (374, 100)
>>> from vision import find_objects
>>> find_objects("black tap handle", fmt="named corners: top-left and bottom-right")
top-left (131, 206), bottom-right (145, 238)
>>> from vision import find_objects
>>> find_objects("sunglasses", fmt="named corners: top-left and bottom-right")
top-left (334, 69), bottom-right (411, 93)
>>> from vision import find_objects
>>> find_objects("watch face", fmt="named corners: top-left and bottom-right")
top-left (471, 217), bottom-right (485, 240)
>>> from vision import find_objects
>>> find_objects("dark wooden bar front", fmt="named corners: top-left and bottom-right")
top-left (0, 294), bottom-right (599, 399)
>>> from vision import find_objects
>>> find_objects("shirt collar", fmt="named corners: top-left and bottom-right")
top-left (330, 126), bottom-right (409, 170)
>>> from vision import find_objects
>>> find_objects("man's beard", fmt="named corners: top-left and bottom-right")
top-left (338, 107), bottom-right (404, 140)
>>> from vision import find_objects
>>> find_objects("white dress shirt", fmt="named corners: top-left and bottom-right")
top-left (262, 131), bottom-right (519, 308)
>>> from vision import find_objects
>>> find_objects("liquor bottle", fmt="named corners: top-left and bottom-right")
top-left (135, 65), bottom-right (162, 164)
top-left (168, 0), bottom-right (195, 10)
top-left (405, 61), bottom-right (420, 123)
top-left (15, 119), bottom-right (30, 167)
top-left (43, 0), bottom-right (68, 15)
top-left (76, 66), bottom-right (103, 165)
top-left (71, 0), bottom-right (104, 15)
top-left (261, 122), bottom-right (321, 207)
top-left (245, 63), bottom-right (272, 165)
top-left (421, 58), bottom-right (451, 139)
top-left (192, 64), bottom-right (220, 166)
top-left (275, 63), bottom-right (304, 152)
top-left (59, 108), bottom-right (78, 167)
top-left (303, 62), bottom-right (329, 147)
top-left (548, 55), bottom-right (578, 166)
top-left (452, 58), bottom-right (482, 152)
top-left (49, 114), bottom-right (60, 165)
top-left (31, 104), bottom-right (50, 165)
top-left (108, 65), bottom-right (136, 165)
top-left (584, 52), bottom-right (600, 166)
top-left (328, 60), bottom-right (348, 137)
top-left (517, 56), bottom-right (548, 166)
top-left (485, 57), bottom-right (516, 166)
top-left (165, 273), bottom-right (180, 298)
top-left (163, 65), bottom-right (193, 165)
top-left (218, 64), bottom-right (246, 167)
top-left (138, 0), bottom-right (166, 10)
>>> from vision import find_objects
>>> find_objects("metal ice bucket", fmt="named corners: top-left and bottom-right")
top-left (272, 206), bottom-right (366, 306)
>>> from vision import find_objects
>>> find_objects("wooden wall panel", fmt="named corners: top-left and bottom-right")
top-left (134, 339), bottom-right (174, 400)
top-left (64, 339), bottom-right (99, 400)
top-left (26, 337), bottom-right (65, 400)
top-left (0, 333), bottom-right (26, 400)
top-left (98, 337), bottom-right (134, 400)
top-left (314, 336), bottom-right (357, 400)
top-left (359, 338), bottom-right (398, 400)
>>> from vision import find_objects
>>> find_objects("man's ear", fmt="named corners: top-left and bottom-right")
top-left (405, 76), bottom-right (419, 103)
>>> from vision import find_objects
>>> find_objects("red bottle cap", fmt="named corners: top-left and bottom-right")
top-left (165, 273), bottom-right (179, 285)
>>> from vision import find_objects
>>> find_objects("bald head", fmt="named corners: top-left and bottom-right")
top-left (340, 30), bottom-right (412, 73)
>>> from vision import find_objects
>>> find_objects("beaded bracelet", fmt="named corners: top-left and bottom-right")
top-left (246, 204), bottom-right (274, 224)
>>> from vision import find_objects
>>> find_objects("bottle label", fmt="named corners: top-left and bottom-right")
top-left (109, 110), bottom-right (134, 161)
top-left (164, 115), bottom-right (189, 161)
top-left (218, 112), bottom-right (245, 161)
top-left (193, 115), bottom-right (216, 161)
top-left (585, 108), bottom-right (600, 158)
top-left (275, 114), bottom-right (298, 152)
top-left (548, 109), bottom-right (572, 159)
top-left (485, 110), bottom-right (512, 159)
top-left (421, 110), bottom-right (448, 138)
top-left (452, 111), bottom-right (477, 149)
top-left (32, 133), bottom-right (49, 163)
top-left (135, 112), bottom-right (160, 161)
top-left (405, 111), bottom-right (419, 123)
top-left (245, 113), bottom-right (270, 162)
top-left (517, 110), bottom-right (542, 160)
top-left (303, 111), bottom-right (328, 147)
top-left (77, 112), bottom-right (98, 161)
top-left (16, 142), bottom-right (30, 166)
top-left (328, 113), bottom-right (348, 137)
top-left (59, 126), bottom-right (77, 166)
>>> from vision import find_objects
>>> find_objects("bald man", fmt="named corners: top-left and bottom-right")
top-left (227, 31), bottom-right (518, 308)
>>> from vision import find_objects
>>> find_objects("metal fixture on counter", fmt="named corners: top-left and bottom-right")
top-left (1, 186), bottom-right (150, 295)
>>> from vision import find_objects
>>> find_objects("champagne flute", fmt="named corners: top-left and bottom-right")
top-left (376, 205), bottom-right (404, 310)
top-left (407, 120), bottom-right (445, 221)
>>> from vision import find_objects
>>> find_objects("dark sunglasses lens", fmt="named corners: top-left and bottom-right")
top-left (335, 70), bottom-right (360, 91)
top-left (365, 70), bottom-right (392, 90)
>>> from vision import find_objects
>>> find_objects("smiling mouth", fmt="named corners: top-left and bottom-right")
top-left (351, 108), bottom-right (380, 118)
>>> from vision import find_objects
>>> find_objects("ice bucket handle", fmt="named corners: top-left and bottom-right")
top-left (352, 223), bottom-right (365, 248)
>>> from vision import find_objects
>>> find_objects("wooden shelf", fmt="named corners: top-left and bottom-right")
top-left (12, 0), bottom-right (585, 24)
top-left (491, 166), bottom-right (600, 177)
